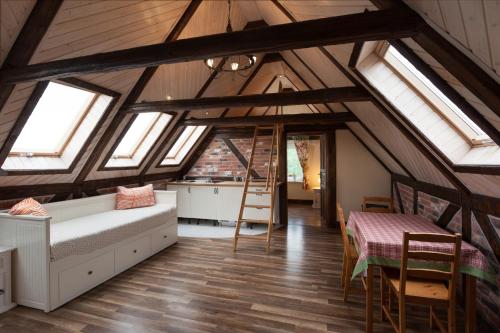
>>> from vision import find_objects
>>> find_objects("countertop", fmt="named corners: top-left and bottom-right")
top-left (167, 180), bottom-right (282, 187)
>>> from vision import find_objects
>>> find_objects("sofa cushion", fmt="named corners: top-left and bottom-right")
top-left (50, 203), bottom-right (175, 261)
top-left (9, 198), bottom-right (48, 217)
top-left (116, 184), bottom-right (155, 210)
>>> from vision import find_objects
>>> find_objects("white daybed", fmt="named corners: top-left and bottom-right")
top-left (0, 190), bottom-right (177, 312)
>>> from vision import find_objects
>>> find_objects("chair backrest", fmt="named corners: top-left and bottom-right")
top-left (362, 196), bottom-right (393, 213)
top-left (400, 232), bottom-right (462, 300)
top-left (336, 203), bottom-right (351, 258)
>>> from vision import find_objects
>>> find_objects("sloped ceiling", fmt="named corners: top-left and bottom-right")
top-left (0, 0), bottom-right (499, 199)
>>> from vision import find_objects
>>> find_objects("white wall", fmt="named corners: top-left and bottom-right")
top-left (336, 130), bottom-right (391, 218)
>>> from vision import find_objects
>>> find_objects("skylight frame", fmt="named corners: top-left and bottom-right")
top-left (159, 125), bottom-right (207, 167)
top-left (8, 81), bottom-right (101, 157)
top-left (1, 78), bottom-right (119, 174)
top-left (380, 44), bottom-right (493, 147)
top-left (102, 112), bottom-right (173, 170)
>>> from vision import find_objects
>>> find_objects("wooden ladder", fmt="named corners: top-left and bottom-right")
top-left (233, 124), bottom-right (281, 253)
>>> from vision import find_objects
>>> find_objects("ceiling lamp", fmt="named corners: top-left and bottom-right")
top-left (204, 0), bottom-right (257, 77)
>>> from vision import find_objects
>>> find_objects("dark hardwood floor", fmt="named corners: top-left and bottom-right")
top-left (0, 206), bottom-right (490, 332)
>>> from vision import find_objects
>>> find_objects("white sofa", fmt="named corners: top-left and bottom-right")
top-left (0, 190), bottom-right (177, 312)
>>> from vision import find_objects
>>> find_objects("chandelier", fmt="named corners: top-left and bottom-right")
top-left (204, 0), bottom-right (257, 77)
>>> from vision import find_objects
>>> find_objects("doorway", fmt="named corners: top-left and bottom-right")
top-left (286, 135), bottom-right (322, 227)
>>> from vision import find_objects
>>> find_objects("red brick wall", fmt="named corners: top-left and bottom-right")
top-left (397, 183), bottom-right (414, 214)
top-left (417, 191), bottom-right (448, 223)
top-left (187, 136), bottom-right (274, 177)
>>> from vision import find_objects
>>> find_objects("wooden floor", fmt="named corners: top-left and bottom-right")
top-left (0, 205), bottom-right (491, 333)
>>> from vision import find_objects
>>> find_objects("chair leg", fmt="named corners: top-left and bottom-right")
top-left (380, 273), bottom-right (385, 321)
top-left (429, 306), bottom-right (433, 329)
top-left (399, 296), bottom-right (406, 333)
top-left (448, 301), bottom-right (456, 333)
top-left (343, 258), bottom-right (351, 302)
top-left (341, 252), bottom-right (347, 288)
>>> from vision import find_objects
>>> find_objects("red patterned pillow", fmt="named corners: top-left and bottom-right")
top-left (9, 198), bottom-right (48, 216)
top-left (115, 184), bottom-right (156, 210)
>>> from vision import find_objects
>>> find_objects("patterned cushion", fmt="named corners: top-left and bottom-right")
top-left (115, 184), bottom-right (156, 210)
top-left (9, 197), bottom-right (48, 216)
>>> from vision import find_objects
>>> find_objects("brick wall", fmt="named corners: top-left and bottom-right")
top-left (397, 183), bottom-right (414, 214)
top-left (417, 191), bottom-right (448, 223)
top-left (187, 136), bottom-right (274, 178)
top-left (394, 181), bottom-right (499, 329)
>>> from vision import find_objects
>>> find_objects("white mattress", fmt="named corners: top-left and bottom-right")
top-left (50, 204), bottom-right (175, 261)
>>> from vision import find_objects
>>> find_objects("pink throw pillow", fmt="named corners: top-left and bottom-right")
top-left (9, 198), bottom-right (48, 216)
top-left (115, 184), bottom-right (156, 210)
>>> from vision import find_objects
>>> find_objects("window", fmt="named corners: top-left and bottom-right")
top-left (105, 112), bottom-right (172, 168)
top-left (2, 81), bottom-right (113, 171)
top-left (160, 126), bottom-right (206, 166)
top-left (287, 140), bottom-right (303, 182)
top-left (10, 82), bottom-right (97, 156)
top-left (383, 45), bottom-right (492, 146)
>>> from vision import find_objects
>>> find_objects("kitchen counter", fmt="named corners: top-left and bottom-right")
top-left (167, 180), bottom-right (282, 187)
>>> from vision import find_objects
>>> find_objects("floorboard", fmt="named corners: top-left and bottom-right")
top-left (0, 204), bottom-right (491, 332)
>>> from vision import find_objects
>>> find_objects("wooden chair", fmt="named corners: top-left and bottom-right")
top-left (380, 232), bottom-right (462, 333)
top-left (362, 196), bottom-right (393, 213)
top-left (336, 203), bottom-right (364, 302)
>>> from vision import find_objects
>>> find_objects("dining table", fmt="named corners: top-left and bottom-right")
top-left (346, 211), bottom-right (495, 333)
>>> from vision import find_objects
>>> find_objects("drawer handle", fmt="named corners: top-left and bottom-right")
top-left (88, 270), bottom-right (93, 275)
top-left (133, 249), bottom-right (137, 253)
top-left (163, 235), bottom-right (167, 239)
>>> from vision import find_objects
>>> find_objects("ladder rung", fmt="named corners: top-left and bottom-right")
top-left (239, 219), bottom-right (270, 224)
top-left (244, 204), bottom-right (271, 209)
top-left (236, 234), bottom-right (268, 239)
top-left (245, 191), bottom-right (271, 195)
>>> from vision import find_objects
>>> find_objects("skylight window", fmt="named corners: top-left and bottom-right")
top-left (10, 82), bottom-right (97, 156)
top-left (160, 126), bottom-right (206, 166)
top-left (105, 112), bottom-right (172, 168)
top-left (383, 45), bottom-right (492, 146)
top-left (2, 81), bottom-right (114, 171)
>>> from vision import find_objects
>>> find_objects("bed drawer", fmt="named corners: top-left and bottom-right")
top-left (59, 251), bottom-right (114, 304)
top-left (152, 224), bottom-right (177, 254)
top-left (115, 235), bottom-right (151, 273)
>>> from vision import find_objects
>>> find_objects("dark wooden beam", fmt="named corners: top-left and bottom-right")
top-left (321, 130), bottom-right (337, 228)
top-left (278, 128), bottom-right (288, 225)
top-left (0, 9), bottom-right (423, 84)
top-left (125, 87), bottom-right (371, 113)
top-left (244, 77), bottom-right (278, 117)
top-left (436, 203), bottom-right (461, 229)
top-left (284, 124), bottom-right (349, 133)
top-left (222, 138), bottom-right (260, 178)
top-left (389, 39), bottom-right (500, 146)
top-left (0, 0), bottom-right (63, 116)
top-left (180, 112), bottom-right (357, 127)
top-left (75, 0), bottom-right (202, 183)
top-left (474, 211), bottom-right (500, 262)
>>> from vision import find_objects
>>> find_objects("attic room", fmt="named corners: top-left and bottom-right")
top-left (0, 0), bottom-right (498, 332)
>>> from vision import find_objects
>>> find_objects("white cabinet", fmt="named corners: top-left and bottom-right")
top-left (0, 247), bottom-right (15, 313)
top-left (190, 186), bottom-right (218, 220)
top-left (217, 186), bottom-right (243, 221)
top-left (168, 185), bottom-right (191, 218)
top-left (167, 183), bottom-right (279, 223)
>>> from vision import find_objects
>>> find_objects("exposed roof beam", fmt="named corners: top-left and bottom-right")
top-left (0, 9), bottom-right (423, 84)
top-left (124, 87), bottom-right (370, 113)
top-left (179, 112), bottom-right (357, 127)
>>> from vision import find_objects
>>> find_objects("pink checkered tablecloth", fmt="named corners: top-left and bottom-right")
top-left (346, 212), bottom-right (494, 282)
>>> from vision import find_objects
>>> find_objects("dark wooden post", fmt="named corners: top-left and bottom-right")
top-left (321, 130), bottom-right (336, 228)
top-left (278, 128), bottom-right (288, 226)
